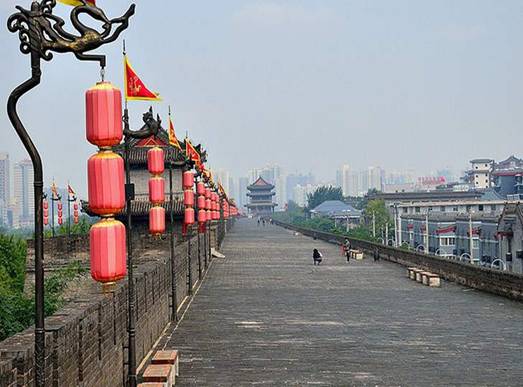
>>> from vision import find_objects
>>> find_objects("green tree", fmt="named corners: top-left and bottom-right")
top-left (306, 186), bottom-right (344, 211)
top-left (365, 199), bottom-right (393, 240)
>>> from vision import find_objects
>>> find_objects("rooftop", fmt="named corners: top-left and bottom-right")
top-left (311, 200), bottom-right (362, 217)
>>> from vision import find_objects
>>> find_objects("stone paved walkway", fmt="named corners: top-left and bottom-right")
top-left (164, 219), bottom-right (523, 386)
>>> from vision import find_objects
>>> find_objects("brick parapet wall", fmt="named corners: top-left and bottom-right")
top-left (274, 220), bottom-right (523, 301)
top-left (0, 221), bottom-right (228, 386)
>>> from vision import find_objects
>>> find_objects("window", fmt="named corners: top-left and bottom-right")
top-left (440, 237), bottom-right (456, 246)
top-left (466, 205), bottom-right (471, 212)
top-left (490, 204), bottom-right (496, 212)
top-left (415, 207), bottom-right (420, 213)
top-left (440, 206), bottom-right (445, 212)
top-left (453, 206), bottom-right (458, 212)
top-left (403, 208), bottom-right (408, 214)
top-left (478, 204), bottom-right (484, 211)
top-left (472, 239), bottom-right (479, 249)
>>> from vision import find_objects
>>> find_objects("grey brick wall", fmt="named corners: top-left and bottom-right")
top-left (0, 225), bottom-right (218, 386)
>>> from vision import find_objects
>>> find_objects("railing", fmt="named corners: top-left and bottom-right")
top-left (273, 220), bottom-right (523, 301)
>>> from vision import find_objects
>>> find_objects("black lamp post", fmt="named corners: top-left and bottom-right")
top-left (122, 106), bottom-right (161, 387)
top-left (50, 188), bottom-right (61, 237)
top-left (67, 191), bottom-right (77, 238)
top-left (6, 2), bottom-right (134, 386)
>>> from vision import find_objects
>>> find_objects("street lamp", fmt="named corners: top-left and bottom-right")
top-left (122, 107), bottom-right (161, 387)
top-left (7, 2), bottom-right (134, 385)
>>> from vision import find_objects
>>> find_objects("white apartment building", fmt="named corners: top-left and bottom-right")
top-left (14, 159), bottom-right (34, 228)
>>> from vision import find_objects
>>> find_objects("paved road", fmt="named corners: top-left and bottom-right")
top-left (164, 219), bottom-right (523, 386)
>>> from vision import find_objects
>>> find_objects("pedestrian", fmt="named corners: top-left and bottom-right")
top-left (344, 238), bottom-right (352, 262)
top-left (373, 247), bottom-right (380, 262)
top-left (313, 248), bottom-right (323, 265)
top-left (262, 219), bottom-right (266, 227)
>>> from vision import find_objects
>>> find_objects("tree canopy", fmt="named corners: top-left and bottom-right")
top-left (306, 186), bottom-right (344, 211)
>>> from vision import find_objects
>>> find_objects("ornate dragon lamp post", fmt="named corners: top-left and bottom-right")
top-left (7, 2), bottom-right (134, 386)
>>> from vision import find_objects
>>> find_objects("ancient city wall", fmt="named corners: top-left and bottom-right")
top-left (274, 220), bottom-right (523, 302)
top-left (0, 219), bottom-right (232, 386)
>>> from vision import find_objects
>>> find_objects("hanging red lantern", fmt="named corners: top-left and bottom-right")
top-left (58, 217), bottom-right (63, 226)
top-left (74, 203), bottom-right (79, 211)
top-left (205, 187), bottom-right (211, 199)
top-left (184, 207), bottom-right (195, 225)
top-left (86, 82), bottom-right (123, 148)
top-left (90, 219), bottom-right (126, 283)
top-left (57, 202), bottom-right (63, 211)
top-left (43, 200), bottom-right (48, 210)
top-left (43, 216), bottom-right (48, 226)
top-left (198, 209), bottom-right (207, 223)
top-left (74, 216), bottom-right (79, 224)
top-left (43, 208), bottom-right (48, 218)
top-left (184, 190), bottom-right (195, 206)
top-left (205, 198), bottom-right (211, 211)
top-left (197, 195), bottom-right (206, 209)
top-left (88, 151), bottom-right (125, 215)
top-left (147, 147), bottom-right (165, 175)
top-left (196, 182), bottom-right (205, 195)
top-left (149, 177), bottom-right (165, 204)
top-left (58, 210), bottom-right (63, 218)
top-left (149, 206), bottom-right (166, 235)
top-left (183, 171), bottom-right (194, 189)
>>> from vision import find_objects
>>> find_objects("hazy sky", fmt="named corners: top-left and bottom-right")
top-left (1, 0), bottom-right (523, 196)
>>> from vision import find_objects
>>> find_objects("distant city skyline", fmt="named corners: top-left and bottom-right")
top-left (2, 1), bottom-right (523, 197)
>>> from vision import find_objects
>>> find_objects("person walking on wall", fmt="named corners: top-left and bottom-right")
top-left (313, 248), bottom-right (323, 265)
top-left (344, 238), bottom-right (352, 262)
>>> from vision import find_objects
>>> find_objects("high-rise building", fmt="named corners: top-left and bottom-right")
top-left (215, 169), bottom-right (231, 195)
top-left (238, 177), bottom-right (249, 210)
top-left (336, 165), bottom-right (351, 196)
top-left (14, 159), bottom-right (34, 228)
top-left (0, 153), bottom-right (10, 226)
top-left (286, 173), bottom-right (315, 201)
top-left (0, 153), bottom-right (9, 203)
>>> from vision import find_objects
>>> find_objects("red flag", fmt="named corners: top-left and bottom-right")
top-left (124, 55), bottom-right (161, 101)
top-left (57, 0), bottom-right (96, 6)
top-left (168, 117), bottom-right (182, 151)
top-left (67, 184), bottom-right (76, 197)
top-left (186, 140), bottom-right (201, 168)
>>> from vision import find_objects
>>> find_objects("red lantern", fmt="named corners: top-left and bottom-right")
top-left (184, 207), bottom-right (195, 225)
top-left (74, 203), bottom-right (79, 211)
top-left (149, 177), bottom-right (165, 204)
top-left (57, 202), bottom-right (63, 211)
top-left (147, 147), bottom-right (165, 175)
top-left (198, 209), bottom-right (207, 223)
top-left (88, 151), bottom-right (125, 216)
top-left (43, 200), bottom-right (48, 210)
top-left (74, 216), bottom-right (79, 224)
top-left (44, 217), bottom-right (48, 226)
top-left (205, 188), bottom-right (211, 199)
top-left (197, 195), bottom-right (206, 209)
top-left (196, 182), bottom-right (205, 195)
top-left (90, 219), bottom-right (127, 283)
top-left (206, 209), bottom-right (211, 220)
top-left (149, 206), bottom-right (166, 235)
top-left (205, 198), bottom-right (211, 210)
top-left (184, 190), bottom-right (194, 206)
top-left (74, 210), bottom-right (79, 217)
top-left (43, 208), bottom-right (48, 218)
top-left (86, 82), bottom-right (123, 148)
top-left (58, 217), bottom-right (63, 225)
top-left (183, 171), bottom-right (194, 189)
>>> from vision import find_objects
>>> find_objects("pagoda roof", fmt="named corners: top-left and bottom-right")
top-left (247, 177), bottom-right (275, 190)
top-left (114, 127), bottom-right (207, 167)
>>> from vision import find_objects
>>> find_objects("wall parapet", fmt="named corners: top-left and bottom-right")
top-left (0, 218), bottom-right (235, 386)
